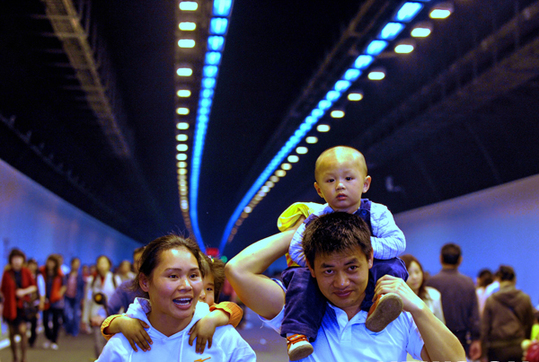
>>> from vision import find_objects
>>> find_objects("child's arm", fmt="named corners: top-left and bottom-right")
top-left (370, 203), bottom-right (406, 259)
top-left (101, 314), bottom-right (152, 352)
top-left (188, 301), bottom-right (243, 354)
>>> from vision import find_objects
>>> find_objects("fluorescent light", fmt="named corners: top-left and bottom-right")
top-left (179, 1), bottom-right (198, 11)
top-left (395, 2), bottom-right (424, 22)
top-left (368, 68), bottom-right (386, 80)
top-left (177, 122), bottom-right (189, 130)
top-left (177, 89), bottom-right (191, 97)
top-left (176, 107), bottom-right (189, 115)
top-left (179, 22), bottom-right (196, 31)
top-left (178, 39), bottom-right (196, 48)
top-left (176, 67), bottom-right (193, 76)
top-left (317, 124), bottom-right (331, 132)
top-left (306, 136), bottom-right (318, 144)
top-left (411, 21), bottom-right (432, 37)
top-left (176, 134), bottom-right (188, 142)
top-left (378, 22), bottom-right (405, 40)
top-left (395, 41), bottom-right (415, 54)
top-left (430, 2), bottom-right (453, 19)
top-left (330, 110), bottom-right (345, 118)
top-left (365, 40), bottom-right (388, 55)
top-left (348, 91), bottom-right (363, 101)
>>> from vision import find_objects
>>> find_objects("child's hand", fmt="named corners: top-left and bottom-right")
top-left (188, 309), bottom-right (231, 353)
top-left (117, 316), bottom-right (152, 352)
top-left (188, 317), bottom-right (217, 354)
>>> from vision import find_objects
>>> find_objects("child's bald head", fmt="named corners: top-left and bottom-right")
top-left (314, 146), bottom-right (368, 182)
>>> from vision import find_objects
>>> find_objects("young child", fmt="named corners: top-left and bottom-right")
top-left (279, 146), bottom-right (408, 360)
top-left (100, 252), bottom-right (243, 354)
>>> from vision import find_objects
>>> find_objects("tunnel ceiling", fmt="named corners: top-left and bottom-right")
top-left (1, 0), bottom-right (539, 256)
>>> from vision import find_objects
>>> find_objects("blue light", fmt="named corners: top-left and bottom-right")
top-left (201, 89), bottom-right (214, 99)
top-left (202, 77), bottom-right (216, 89)
top-left (354, 55), bottom-right (374, 69)
top-left (365, 40), bottom-right (388, 55)
top-left (205, 52), bottom-right (222, 65)
top-left (378, 22), bottom-right (405, 40)
top-left (213, 0), bottom-right (233, 16)
top-left (334, 80), bottom-right (351, 92)
top-left (210, 18), bottom-right (229, 35)
top-left (318, 99), bottom-right (332, 110)
top-left (344, 68), bottom-right (361, 81)
top-left (203, 65), bottom-right (218, 78)
top-left (200, 98), bottom-right (212, 108)
top-left (325, 90), bottom-right (341, 101)
top-left (311, 108), bottom-right (324, 118)
top-left (305, 116), bottom-right (317, 125)
top-left (208, 36), bottom-right (225, 51)
top-left (394, 2), bottom-right (424, 22)
top-left (198, 106), bottom-right (210, 115)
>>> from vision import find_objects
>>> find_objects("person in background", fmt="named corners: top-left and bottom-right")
top-left (63, 257), bottom-right (85, 337)
top-left (401, 254), bottom-right (445, 323)
top-left (26, 258), bottom-right (43, 348)
top-left (115, 260), bottom-right (136, 283)
top-left (427, 243), bottom-right (481, 360)
top-left (475, 268), bottom-right (494, 317)
top-left (1, 248), bottom-right (37, 362)
top-left (107, 247), bottom-right (145, 315)
top-left (82, 255), bottom-right (121, 358)
top-left (40, 254), bottom-right (66, 350)
top-left (481, 265), bottom-right (534, 362)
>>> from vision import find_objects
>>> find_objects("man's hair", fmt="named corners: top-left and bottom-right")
top-left (441, 243), bottom-right (461, 265)
top-left (496, 265), bottom-right (515, 282)
top-left (303, 212), bottom-right (372, 268)
top-left (133, 246), bottom-right (145, 256)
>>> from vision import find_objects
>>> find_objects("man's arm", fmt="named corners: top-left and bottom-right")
top-left (225, 230), bottom-right (294, 320)
top-left (374, 275), bottom-right (466, 362)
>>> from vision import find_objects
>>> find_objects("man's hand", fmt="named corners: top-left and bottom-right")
top-left (373, 275), bottom-right (425, 313)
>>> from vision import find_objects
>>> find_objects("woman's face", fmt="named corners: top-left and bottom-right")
top-left (406, 261), bottom-right (423, 294)
top-left (96, 256), bottom-right (111, 276)
top-left (10, 255), bottom-right (24, 271)
top-left (199, 274), bottom-right (215, 306)
top-left (141, 246), bottom-right (203, 334)
top-left (46, 258), bottom-right (56, 272)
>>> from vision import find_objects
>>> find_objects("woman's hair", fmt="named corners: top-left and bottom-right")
top-left (400, 254), bottom-right (428, 301)
top-left (477, 268), bottom-right (494, 287)
top-left (8, 248), bottom-right (26, 264)
top-left (45, 254), bottom-right (60, 278)
top-left (134, 234), bottom-right (203, 298)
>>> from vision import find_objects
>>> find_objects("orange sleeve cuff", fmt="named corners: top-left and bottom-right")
top-left (210, 301), bottom-right (243, 328)
top-left (101, 314), bottom-right (124, 340)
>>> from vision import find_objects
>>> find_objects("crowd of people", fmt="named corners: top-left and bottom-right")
top-left (1, 146), bottom-right (538, 362)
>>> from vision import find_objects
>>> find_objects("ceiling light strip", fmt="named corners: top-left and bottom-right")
top-left (188, 0), bottom-right (234, 252)
top-left (219, 0), bottom-right (434, 253)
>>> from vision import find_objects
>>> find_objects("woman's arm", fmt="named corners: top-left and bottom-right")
top-left (225, 230), bottom-right (294, 320)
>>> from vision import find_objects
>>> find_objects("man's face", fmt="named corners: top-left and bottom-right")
top-left (308, 246), bottom-right (373, 320)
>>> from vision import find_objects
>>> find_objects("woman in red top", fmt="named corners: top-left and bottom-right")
top-left (40, 254), bottom-right (66, 350)
top-left (0, 248), bottom-right (37, 362)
